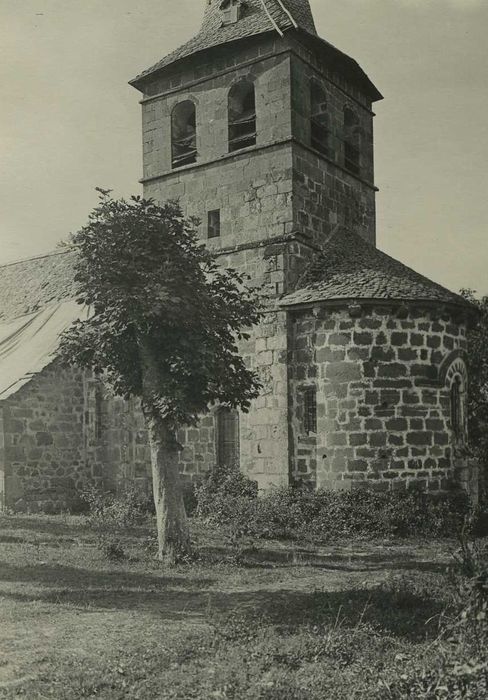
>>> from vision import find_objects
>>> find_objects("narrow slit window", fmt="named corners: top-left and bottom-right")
top-left (304, 388), bottom-right (317, 435)
top-left (217, 408), bottom-right (240, 468)
top-left (343, 106), bottom-right (361, 176)
top-left (450, 376), bottom-right (463, 440)
top-left (171, 100), bottom-right (197, 169)
top-left (310, 80), bottom-right (330, 157)
top-left (95, 386), bottom-right (103, 441)
top-left (228, 80), bottom-right (256, 152)
top-left (208, 209), bottom-right (221, 239)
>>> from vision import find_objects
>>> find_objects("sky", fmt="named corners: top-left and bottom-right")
top-left (1, 0), bottom-right (487, 295)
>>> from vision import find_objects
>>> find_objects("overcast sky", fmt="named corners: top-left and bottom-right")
top-left (1, 0), bottom-right (487, 295)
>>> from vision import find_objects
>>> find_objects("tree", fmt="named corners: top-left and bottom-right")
top-left (57, 191), bottom-right (262, 561)
top-left (461, 289), bottom-right (488, 496)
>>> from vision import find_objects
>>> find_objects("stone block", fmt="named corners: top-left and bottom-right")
top-left (349, 433), bottom-right (368, 446)
top-left (326, 362), bottom-right (362, 383)
top-left (385, 418), bottom-right (408, 432)
top-left (391, 332), bottom-right (408, 346)
top-left (407, 432), bottom-right (433, 446)
top-left (369, 433), bottom-right (387, 447)
top-left (328, 333), bottom-right (351, 346)
top-left (353, 332), bottom-right (373, 346)
top-left (371, 347), bottom-right (396, 362)
top-left (377, 364), bottom-right (407, 379)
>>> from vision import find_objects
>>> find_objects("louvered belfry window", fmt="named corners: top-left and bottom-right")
top-left (217, 408), bottom-right (240, 468)
top-left (228, 80), bottom-right (256, 152)
top-left (310, 80), bottom-right (330, 157)
top-left (343, 106), bottom-right (361, 175)
top-left (171, 100), bottom-right (197, 168)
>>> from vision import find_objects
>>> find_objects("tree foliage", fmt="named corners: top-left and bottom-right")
top-left (56, 191), bottom-right (263, 560)
top-left (58, 191), bottom-right (263, 424)
top-left (461, 289), bottom-right (488, 491)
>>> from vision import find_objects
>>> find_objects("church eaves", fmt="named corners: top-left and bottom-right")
top-left (280, 229), bottom-right (472, 310)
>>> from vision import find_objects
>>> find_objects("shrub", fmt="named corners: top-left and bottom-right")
top-left (194, 465), bottom-right (474, 542)
top-left (194, 462), bottom-right (258, 526)
top-left (81, 484), bottom-right (153, 529)
top-left (81, 484), bottom-right (153, 558)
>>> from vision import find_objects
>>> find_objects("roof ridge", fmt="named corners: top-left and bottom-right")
top-left (0, 247), bottom-right (74, 270)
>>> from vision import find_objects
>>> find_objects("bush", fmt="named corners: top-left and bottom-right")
top-left (81, 484), bottom-right (153, 529)
top-left (194, 466), bottom-right (474, 542)
top-left (195, 462), bottom-right (258, 530)
top-left (81, 484), bottom-right (153, 558)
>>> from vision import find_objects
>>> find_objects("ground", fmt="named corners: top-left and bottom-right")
top-left (0, 514), bottom-right (463, 699)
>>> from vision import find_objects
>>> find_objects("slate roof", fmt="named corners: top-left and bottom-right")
top-left (129, 0), bottom-right (381, 101)
top-left (280, 229), bottom-right (470, 309)
top-left (0, 250), bottom-right (77, 323)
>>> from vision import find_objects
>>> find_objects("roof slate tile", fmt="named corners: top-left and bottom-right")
top-left (280, 229), bottom-right (470, 309)
top-left (0, 251), bottom-right (77, 323)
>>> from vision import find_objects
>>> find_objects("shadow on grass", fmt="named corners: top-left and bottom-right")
top-left (0, 516), bottom-right (91, 538)
top-left (0, 515), bottom-right (154, 546)
top-left (199, 545), bottom-right (448, 574)
top-left (0, 582), bottom-right (446, 641)
top-left (0, 560), bottom-right (213, 592)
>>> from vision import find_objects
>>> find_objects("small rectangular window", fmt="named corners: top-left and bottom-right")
top-left (303, 388), bottom-right (317, 434)
top-left (208, 210), bottom-right (221, 239)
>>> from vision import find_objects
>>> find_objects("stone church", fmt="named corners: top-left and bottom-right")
top-left (0, 0), bottom-right (478, 512)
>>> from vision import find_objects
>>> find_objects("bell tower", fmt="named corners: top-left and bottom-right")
top-left (131, 0), bottom-right (382, 261)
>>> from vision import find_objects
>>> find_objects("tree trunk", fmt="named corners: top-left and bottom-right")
top-left (143, 407), bottom-right (191, 563)
top-left (139, 339), bottom-right (190, 563)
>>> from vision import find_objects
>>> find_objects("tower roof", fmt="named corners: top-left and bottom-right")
top-left (280, 230), bottom-right (471, 310)
top-left (130, 0), bottom-right (381, 100)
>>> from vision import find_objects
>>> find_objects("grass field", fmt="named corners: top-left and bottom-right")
top-left (0, 514), bottom-right (469, 699)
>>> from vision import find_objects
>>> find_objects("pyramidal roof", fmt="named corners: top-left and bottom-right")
top-left (130, 0), bottom-right (381, 99)
top-left (280, 229), bottom-right (471, 309)
top-left (131, 0), bottom-right (315, 86)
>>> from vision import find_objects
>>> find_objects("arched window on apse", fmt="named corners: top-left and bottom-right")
top-left (443, 355), bottom-right (468, 444)
top-left (171, 100), bottom-right (197, 168)
top-left (228, 80), bottom-right (256, 152)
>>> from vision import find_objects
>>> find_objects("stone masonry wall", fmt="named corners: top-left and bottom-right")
top-left (291, 143), bottom-right (377, 247)
top-left (289, 49), bottom-right (376, 246)
top-left (1, 364), bottom-right (92, 512)
top-left (289, 304), bottom-right (468, 492)
top-left (176, 239), bottom-right (293, 490)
